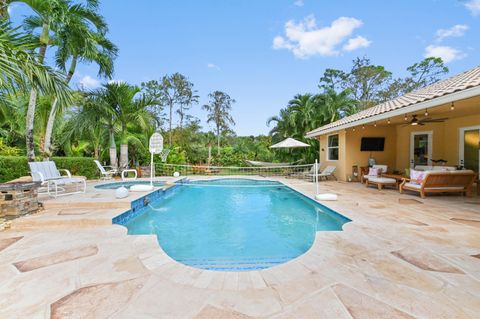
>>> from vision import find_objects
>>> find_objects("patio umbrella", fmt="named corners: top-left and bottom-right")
top-left (270, 137), bottom-right (310, 149)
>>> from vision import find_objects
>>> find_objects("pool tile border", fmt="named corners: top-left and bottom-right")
top-left (112, 179), bottom-right (186, 225)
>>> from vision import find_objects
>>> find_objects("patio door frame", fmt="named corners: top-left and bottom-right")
top-left (459, 125), bottom-right (480, 172)
top-left (410, 131), bottom-right (433, 168)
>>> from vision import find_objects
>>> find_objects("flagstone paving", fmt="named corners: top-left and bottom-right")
top-left (0, 178), bottom-right (479, 318)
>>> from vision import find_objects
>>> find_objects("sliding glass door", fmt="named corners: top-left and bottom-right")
top-left (460, 126), bottom-right (480, 173)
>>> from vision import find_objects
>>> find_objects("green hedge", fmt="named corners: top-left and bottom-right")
top-left (0, 156), bottom-right (99, 183)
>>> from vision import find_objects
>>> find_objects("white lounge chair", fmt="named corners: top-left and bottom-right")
top-left (292, 165), bottom-right (319, 180)
top-left (316, 166), bottom-right (337, 181)
top-left (94, 160), bottom-right (118, 179)
top-left (361, 165), bottom-right (388, 183)
top-left (29, 161), bottom-right (86, 198)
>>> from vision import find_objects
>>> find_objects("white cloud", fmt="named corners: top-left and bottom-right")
top-left (424, 45), bottom-right (466, 63)
top-left (435, 24), bottom-right (468, 41)
top-left (207, 63), bottom-right (220, 70)
top-left (294, 0), bottom-right (304, 7)
top-left (79, 75), bottom-right (100, 89)
top-left (343, 36), bottom-right (371, 51)
top-left (465, 0), bottom-right (480, 16)
top-left (272, 15), bottom-right (368, 58)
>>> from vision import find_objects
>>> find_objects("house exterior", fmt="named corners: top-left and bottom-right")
top-left (306, 66), bottom-right (480, 181)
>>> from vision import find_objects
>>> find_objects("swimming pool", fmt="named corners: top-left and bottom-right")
top-left (120, 178), bottom-right (350, 271)
top-left (95, 181), bottom-right (166, 189)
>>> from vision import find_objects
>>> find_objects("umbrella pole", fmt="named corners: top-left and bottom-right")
top-left (315, 159), bottom-right (319, 195)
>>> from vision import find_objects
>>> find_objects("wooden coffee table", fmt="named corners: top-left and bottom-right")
top-left (365, 177), bottom-right (397, 190)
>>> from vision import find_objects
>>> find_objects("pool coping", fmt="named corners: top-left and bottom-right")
top-left (110, 176), bottom-right (354, 274)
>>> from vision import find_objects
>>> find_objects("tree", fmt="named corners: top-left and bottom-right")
top-left (17, 0), bottom-right (70, 161)
top-left (42, 1), bottom-right (117, 157)
top-left (88, 82), bottom-right (158, 168)
top-left (344, 57), bottom-right (392, 109)
top-left (0, 21), bottom-right (71, 103)
top-left (203, 91), bottom-right (235, 155)
top-left (141, 73), bottom-right (198, 145)
top-left (318, 68), bottom-right (347, 92)
top-left (319, 89), bottom-right (358, 123)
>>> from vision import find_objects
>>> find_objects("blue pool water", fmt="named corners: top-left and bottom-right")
top-left (95, 181), bottom-right (165, 189)
top-left (123, 178), bottom-right (350, 271)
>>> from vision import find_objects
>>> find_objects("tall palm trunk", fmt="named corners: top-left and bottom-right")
top-left (119, 124), bottom-right (128, 168)
top-left (108, 127), bottom-right (117, 168)
top-left (168, 102), bottom-right (173, 145)
top-left (26, 23), bottom-right (49, 162)
top-left (216, 127), bottom-right (220, 156)
top-left (208, 144), bottom-right (212, 167)
top-left (43, 55), bottom-right (77, 158)
top-left (26, 88), bottom-right (38, 161)
top-left (0, 0), bottom-right (8, 18)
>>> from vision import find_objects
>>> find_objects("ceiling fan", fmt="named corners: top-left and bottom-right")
top-left (404, 114), bottom-right (448, 126)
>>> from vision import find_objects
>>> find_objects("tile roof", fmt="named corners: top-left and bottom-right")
top-left (306, 66), bottom-right (480, 137)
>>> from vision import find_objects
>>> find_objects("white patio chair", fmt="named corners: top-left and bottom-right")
top-left (29, 161), bottom-right (86, 198)
top-left (94, 160), bottom-right (118, 179)
top-left (361, 165), bottom-right (388, 183)
top-left (316, 166), bottom-right (337, 181)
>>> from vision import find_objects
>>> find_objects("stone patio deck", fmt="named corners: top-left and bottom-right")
top-left (0, 178), bottom-right (479, 318)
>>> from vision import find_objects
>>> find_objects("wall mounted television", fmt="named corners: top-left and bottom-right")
top-left (361, 137), bottom-right (385, 151)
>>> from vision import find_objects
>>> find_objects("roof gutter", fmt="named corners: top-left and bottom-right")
top-left (305, 85), bottom-right (480, 138)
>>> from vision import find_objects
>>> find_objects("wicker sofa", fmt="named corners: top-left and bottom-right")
top-left (399, 170), bottom-right (477, 198)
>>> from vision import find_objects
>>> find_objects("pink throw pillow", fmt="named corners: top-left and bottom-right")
top-left (368, 167), bottom-right (380, 176)
top-left (410, 169), bottom-right (425, 184)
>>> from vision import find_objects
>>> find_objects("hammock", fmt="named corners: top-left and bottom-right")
top-left (245, 160), bottom-right (295, 167)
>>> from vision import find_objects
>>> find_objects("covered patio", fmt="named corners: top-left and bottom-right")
top-left (306, 67), bottom-right (480, 193)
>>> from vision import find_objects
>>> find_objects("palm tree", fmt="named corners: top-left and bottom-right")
top-left (202, 91), bottom-right (235, 155)
top-left (12, 0), bottom-right (70, 161)
top-left (61, 95), bottom-right (110, 159)
top-left (319, 88), bottom-right (357, 123)
top-left (89, 82), bottom-right (158, 168)
top-left (42, 2), bottom-right (117, 157)
top-left (0, 21), bottom-right (71, 104)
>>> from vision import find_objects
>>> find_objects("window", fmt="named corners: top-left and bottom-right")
top-left (328, 134), bottom-right (339, 161)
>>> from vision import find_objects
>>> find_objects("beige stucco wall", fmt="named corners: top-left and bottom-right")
top-left (318, 130), bottom-right (347, 180)
top-left (344, 126), bottom-right (397, 180)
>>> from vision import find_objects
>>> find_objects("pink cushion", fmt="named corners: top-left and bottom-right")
top-left (368, 168), bottom-right (380, 176)
top-left (410, 169), bottom-right (425, 184)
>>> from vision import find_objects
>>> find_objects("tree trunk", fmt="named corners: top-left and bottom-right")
top-left (0, 0), bottom-right (8, 18)
top-left (217, 127), bottom-right (220, 156)
top-left (109, 129), bottom-right (117, 168)
top-left (26, 24), bottom-right (49, 162)
top-left (26, 88), bottom-right (38, 162)
top-left (208, 145), bottom-right (212, 167)
top-left (43, 56), bottom-right (77, 158)
top-left (169, 103), bottom-right (173, 145)
top-left (120, 144), bottom-right (128, 168)
top-left (42, 98), bottom-right (58, 158)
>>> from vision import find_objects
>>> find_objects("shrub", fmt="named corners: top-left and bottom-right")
top-left (51, 157), bottom-right (99, 180)
top-left (0, 156), bottom-right (29, 182)
top-left (0, 139), bottom-right (21, 156)
top-left (0, 156), bottom-right (100, 183)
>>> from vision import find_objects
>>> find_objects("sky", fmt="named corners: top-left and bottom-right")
top-left (9, 0), bottom-right (480, 135)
